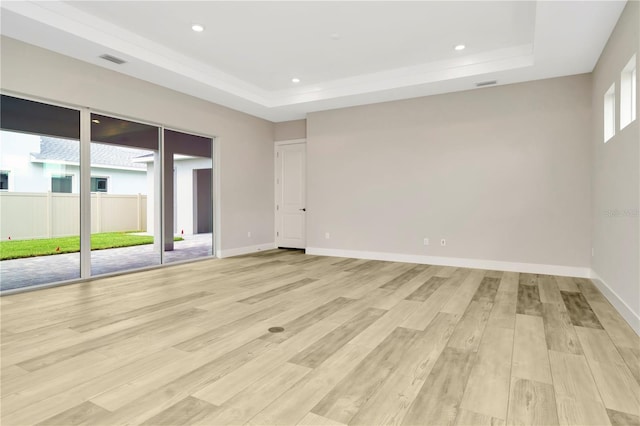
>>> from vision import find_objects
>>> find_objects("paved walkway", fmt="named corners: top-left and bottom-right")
top-left (0, 234), bottom-right (213, 291)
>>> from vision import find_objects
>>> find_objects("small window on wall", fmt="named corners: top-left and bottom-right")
top-left (604, 83), bottom-right (616, 143)
top-left (51, 175), bottom-right (72, 193)
top-left (0, 171), bottom-right (8, 190)
top-left (91, 177), bottom-right (108, 193)
top-left (621, 55), bottom-right (637, 130)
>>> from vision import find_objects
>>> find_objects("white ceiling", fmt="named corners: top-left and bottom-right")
top-left (0, 1), bottom-right (627, 122)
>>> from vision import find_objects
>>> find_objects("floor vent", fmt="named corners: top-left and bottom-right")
top-left (99, 54), bottom-right (126, 65)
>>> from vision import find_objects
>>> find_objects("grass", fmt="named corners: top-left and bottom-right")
top-left (0, 232), bottom-right (184, 260)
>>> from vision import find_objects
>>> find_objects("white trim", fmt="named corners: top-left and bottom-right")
top-left (217, 242), bottom-right (276, 258)
top-left (306, 247), bottom-right (591, 278)
top-left (275, 138), bottom-right (306, 146)
top-left (590, 269), bottom-right (640, 335)
top-left (213, 137), bottom-right (221, 258)
top-left (30, 158), bottom-right (147, 173)
top-left (79, 108), bottom-right (91, 278)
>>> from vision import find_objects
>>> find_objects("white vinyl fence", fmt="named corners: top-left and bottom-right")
top-left (0, 192), bottom-right (147, 240)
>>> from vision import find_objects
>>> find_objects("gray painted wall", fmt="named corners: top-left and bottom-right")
top-left (274, 119), bottom-right (307, 141)
top-left (591, 1), bottom-right (639, 322)
top-left (307, 74), bottom-right (592, 270)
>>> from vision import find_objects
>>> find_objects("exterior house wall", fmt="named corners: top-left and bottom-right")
top-left (0, 131), bottom-right (44, 192)
top-left (145, 157), bottom-right (213, 236)
top-left (0, 131), bottom-right (147, 194)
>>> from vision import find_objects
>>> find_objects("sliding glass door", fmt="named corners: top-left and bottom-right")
top-left (0, 94), bottom-right (216, 292)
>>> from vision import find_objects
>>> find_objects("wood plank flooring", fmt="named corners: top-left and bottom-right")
top-left (1, 249), bottom-right (639, 426)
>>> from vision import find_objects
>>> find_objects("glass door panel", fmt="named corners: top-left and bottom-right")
top-left (89, 113), bottom-right (161, 275)
top-left (163, 129), bottom-right (213, 263)
top-left (0, 95), bottom-right (81, 291)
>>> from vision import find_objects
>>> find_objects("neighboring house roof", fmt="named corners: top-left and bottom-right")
top-left (31, 137), bottom-right (149, 170)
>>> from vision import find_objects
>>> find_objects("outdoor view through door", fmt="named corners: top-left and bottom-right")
top-left (164, 129), bottom-right (213, 263)
top-left (0, 94), bottom-right (215, 292)
top-left (0, 96), bottom-right (81, 290)
top-left (89, 113), bottom-right (161, 276)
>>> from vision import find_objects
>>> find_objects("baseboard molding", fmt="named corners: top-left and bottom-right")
top-left (217, 243), bottom-right (276, 258)
top-left (590, 270), bottom-right (640, 335)
top-left (305, 247), bottom-right (591, 278)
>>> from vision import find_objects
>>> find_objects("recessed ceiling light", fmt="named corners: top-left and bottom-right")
top-left (291, 78), bottom-right (300, 83)
top-left (454, 44), bottom-right (466, 51)
top-left (91, 119), bottom-right (100, 124)
top-left (192, 24), bottom-right (204, 32)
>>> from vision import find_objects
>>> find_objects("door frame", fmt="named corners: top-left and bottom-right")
top-left (274, 138), bottom-right (306, 249)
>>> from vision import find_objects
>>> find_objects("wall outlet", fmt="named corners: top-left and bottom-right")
top-left (325, 232), bottom-right (330, 239)
top-left (247, 231), bottom-right (251, 238)
top-left (440, 238), bottom-right (446, 246)
top-left (423, 238), bottom-right (429, 246)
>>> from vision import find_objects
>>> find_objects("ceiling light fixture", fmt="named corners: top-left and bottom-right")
top-left (91, 119), bottom-right (100, 124)
top-left (291, 78), bottom-right (300, 83)
top-left (454, 44), bottom-right (466, 51)
top-left (191, 24), bottom-right (204, 32)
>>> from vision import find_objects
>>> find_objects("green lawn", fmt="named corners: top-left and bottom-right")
top-left (0, 232), bottom-right (183, 260)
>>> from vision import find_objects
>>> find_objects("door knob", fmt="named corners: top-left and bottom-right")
top-left (299, 208), bottom-right (306, 211)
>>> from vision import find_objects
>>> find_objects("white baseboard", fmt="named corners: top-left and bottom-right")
top-left (217, 243), bottom-right (276, 258)
top-left (590, 270), bottom-right (640, 335)
top-left (305, 247), bottom-right (591, 278)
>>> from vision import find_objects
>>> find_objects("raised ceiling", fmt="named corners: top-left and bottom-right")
top-left (0, 1), bottom-right (627, 122)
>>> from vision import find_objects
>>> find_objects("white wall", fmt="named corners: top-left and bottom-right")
top-left (307, 74), bottom-right (592, 276)
top-left (175, 158), bottom-right (212, 236)
top-left (274, 119), bottom-right (306, 141)
top-left (0, 131), bottom-right (44, 192)
top-left (91, 167), bottom-right (146, 195)
top-left (0, 36), bottom-right (275, 253)
top-left (591, 1), bottom-right (639, 328)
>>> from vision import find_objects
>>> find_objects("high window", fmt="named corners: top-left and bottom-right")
top-left (604, 83), bottom-right (616, 143)
top-left (620, 55), bottom-right (637, 130)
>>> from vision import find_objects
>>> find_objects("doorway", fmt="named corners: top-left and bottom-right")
top-left (275, 140), bottom-right (306, 249)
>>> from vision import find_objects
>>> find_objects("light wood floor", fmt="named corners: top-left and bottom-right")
top-left (1, 250), bottom-right (639, 426)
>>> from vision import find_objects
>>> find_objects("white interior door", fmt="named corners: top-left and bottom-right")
top-left (275, 142), bottom-right (306, 249)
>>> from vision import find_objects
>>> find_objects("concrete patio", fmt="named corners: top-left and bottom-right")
top-left (0, 233), bottom-right (213, 291)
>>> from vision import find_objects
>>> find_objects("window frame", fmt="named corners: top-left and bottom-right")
top-left (620, 55), bottom-right (637, 130)
top-left (604, 83), bottom-right (616, 143)
top-left (0, 170), bottom-right (9, 191)
top-left (90, 176), bottom-right (108, 193)
top-left (51, 174), bottom-right (73, 194)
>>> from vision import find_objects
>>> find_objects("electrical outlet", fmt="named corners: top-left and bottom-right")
top-left (247, 231), bottom-right (251, 238)
top-left (440, 238), bottom-right (446, 246)
top-left (325, 232), bottom-right (330, 239)
top-left (423, 238), bottom-right (429, 246)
